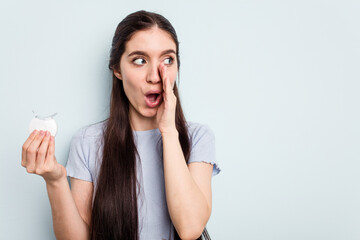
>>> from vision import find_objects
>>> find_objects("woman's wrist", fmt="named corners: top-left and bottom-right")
top-left (161, 128), bottom-right (179, 138)
top-left (45, 177), bottom-right (67, 189)
top-left (44, 171), bottom-right (68, 188)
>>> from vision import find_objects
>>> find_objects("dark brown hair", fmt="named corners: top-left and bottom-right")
top-left (90, 10), bottom-right (199, 239)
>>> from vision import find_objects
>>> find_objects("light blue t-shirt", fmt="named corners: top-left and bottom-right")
top-left (65, 121), bottom-right (221, 240)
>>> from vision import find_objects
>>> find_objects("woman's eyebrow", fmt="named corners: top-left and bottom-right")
top-left (127, 49), bottom-right (176, 58)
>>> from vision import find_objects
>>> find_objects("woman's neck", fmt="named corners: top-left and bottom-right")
top-left (129, 107), bottom-right (158, 131)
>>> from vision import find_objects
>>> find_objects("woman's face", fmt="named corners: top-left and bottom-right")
top-left (114, 27), bottom-right (178, 125)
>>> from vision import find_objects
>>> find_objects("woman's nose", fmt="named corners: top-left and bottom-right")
top-left (146, 63), bottom-right (161, 84)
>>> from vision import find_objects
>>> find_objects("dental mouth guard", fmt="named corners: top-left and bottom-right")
top-left (29, 111), bottom-right (58, 136)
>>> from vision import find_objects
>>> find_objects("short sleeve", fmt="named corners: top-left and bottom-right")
top-left (65, 129), bottom-right (93, 182)
top-left (188, 123), bottom-right (221, 177)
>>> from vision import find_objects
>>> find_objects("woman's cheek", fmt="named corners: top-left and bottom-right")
top-left (167, 69), bottom-right (175, 85)
top-left (172, 74), bottom-right (177, 88)
top-left (123, 81), bottom-right (137, 103)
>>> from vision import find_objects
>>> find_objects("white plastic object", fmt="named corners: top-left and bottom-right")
top-left (28, 111), bottom-right (58, 136)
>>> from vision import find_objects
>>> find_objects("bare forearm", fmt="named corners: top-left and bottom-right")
top-left (46, 177), bottom-right (89, 240)
top-left (162, 131), bottom-right (210, 238)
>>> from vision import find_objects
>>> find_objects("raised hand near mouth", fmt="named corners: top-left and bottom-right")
top-left (156, 62), bottom-right (178, 136)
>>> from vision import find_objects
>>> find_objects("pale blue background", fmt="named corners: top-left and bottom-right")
top-left (1, 0), bottom-right (359, 239)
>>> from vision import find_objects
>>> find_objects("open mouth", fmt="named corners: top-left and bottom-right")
top-left (145, 93), bottom-right (162, 108)
top-left (147, 93), bottom-right (160, 102)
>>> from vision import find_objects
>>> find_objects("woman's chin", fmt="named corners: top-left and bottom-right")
top-left (140, 107), bottom-right (158, 118)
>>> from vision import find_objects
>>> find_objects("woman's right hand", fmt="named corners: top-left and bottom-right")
top-left (21, 130), bottom-right (66, 184)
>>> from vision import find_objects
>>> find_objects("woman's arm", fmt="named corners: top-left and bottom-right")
top-left (46, 177), bottom-right (90, 240)
top-left (162, 131), bottom-right (213, 240)
top-left (22, 130), bottom-right (90, 240)
top-left (156, 62), bottom-right (214, 239)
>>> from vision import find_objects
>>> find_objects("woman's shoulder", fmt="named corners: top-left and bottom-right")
top-left (187, 121), bottom-right (215, 140)
top-left (72, 120), bottom-right (107, 141)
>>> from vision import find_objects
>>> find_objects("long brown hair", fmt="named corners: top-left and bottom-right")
top-left (90, 10), bottom-right (194, 239)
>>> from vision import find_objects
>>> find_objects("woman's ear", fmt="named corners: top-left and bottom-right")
top-left (114, 69), bottom-right (122, 80)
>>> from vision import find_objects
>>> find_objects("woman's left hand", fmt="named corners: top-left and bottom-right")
top-left (156, 62), bottom-right (178, 135)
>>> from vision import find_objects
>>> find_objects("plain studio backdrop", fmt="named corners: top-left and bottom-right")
top-left (0, 0), bottom-right (359, 239)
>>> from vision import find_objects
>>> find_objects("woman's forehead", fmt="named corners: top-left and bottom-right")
top-left (125, 28), bottom-right (176, 55)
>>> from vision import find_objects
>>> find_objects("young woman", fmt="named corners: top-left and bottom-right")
top-left (21, 10), bottom-right (221, 240)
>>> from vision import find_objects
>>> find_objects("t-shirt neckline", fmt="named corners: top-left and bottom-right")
top-left (132, 128), bottom-right (160, 136)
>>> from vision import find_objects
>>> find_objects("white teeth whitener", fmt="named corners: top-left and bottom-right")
top-left (29, 111), bottom-right (58, 136)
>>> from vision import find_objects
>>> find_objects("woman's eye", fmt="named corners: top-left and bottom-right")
top-left (164, 57), bottom-right (174, 65)
top-left (133, 58), bottom-right (146, 65)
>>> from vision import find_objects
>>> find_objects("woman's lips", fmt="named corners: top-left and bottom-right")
top-left (144, 93), bottom-right (162, 108)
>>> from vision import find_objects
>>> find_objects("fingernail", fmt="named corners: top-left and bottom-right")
top-left (46, 131), bottom-right (50, 137)
top-left (40, 130), bottom-right (45, 135)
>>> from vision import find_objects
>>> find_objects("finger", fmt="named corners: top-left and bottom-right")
top-left (165, 72), bottom-right (173, 96)
top-left (159, 64), bottom-right (169, 93)
top-left (21, 130), bottom-right (39, 167)
top-left (159, 62), bottom-right (167, 92)
top-left (45, 135), bottom-right (55, 165)
top-left (164, 68), bottom-right (176, 107)
top-left (35, 131), bottom-right (51, 174)
top-left (26, 130), bottom-right (46, 173)
top-left (158, 63), bottom-right (166, 101)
